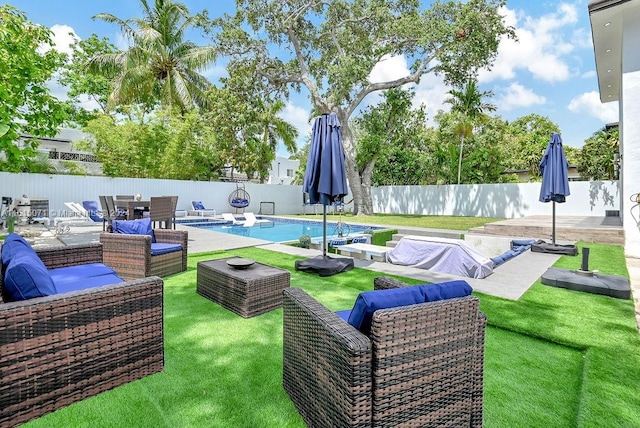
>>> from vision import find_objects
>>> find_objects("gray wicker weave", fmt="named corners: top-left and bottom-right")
top-left (283, 276), bottom-right (486, 427)
top-left (197, 257), bottom-right (290, 318)
top-left (0, 242), bottom-right (164, 427)
top-left (100, 229), bottom-right (188, 280)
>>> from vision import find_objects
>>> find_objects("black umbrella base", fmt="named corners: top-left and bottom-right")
top-left (541, 267), bottom-right (630, 299)
top-left (295, 255), bottom-right (354, 277)
top-left (531, 240), bottom-right (578, 256)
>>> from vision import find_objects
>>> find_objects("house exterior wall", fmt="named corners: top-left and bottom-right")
top-left (621, 10), bottom-right (640, 257)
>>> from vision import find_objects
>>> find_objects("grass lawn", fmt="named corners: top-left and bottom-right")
top-left (23, 243), bottom-right (640, 427)
top-left (289, 213), bottom-right (504, 231)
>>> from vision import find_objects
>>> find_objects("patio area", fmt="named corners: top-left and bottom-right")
top-left (3, 214), bottom-right (640, 427)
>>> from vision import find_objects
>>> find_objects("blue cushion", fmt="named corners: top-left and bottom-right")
top-left (150, 243), bottom-right (183, 256)
top-left (192, 200), bottom-right (205, 210)
top-left (512, 238), bottom-right (536, 248)
top-left (49, 263), bottom-right (118, 284)
top-left (112, 217), bottom-right (155, 243)
top-left (347, 286), bottom-right (425, 334)
top-left (491, 255), bottom-right (505, 266)
top-left (82, 200), bottom-right (103, 222)
top-left (418, 280), bottom-right (473, 302)
top-left (345, 281), bottom-right (473, 334)
top-left (55, 273), bottom-right (124, 294)
top-left (1, 233), bottom-right (36, 267)
top-left (3, 252), bottom-right (57, 301)
top-left (335, 309), bottom-right (351, 322)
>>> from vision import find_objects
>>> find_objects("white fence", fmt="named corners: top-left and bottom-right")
top-left (372, 180), bottom-right (620, 218)
top-left (0, 172), bottom-right (620, 219)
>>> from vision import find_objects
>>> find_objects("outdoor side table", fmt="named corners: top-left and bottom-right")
top-left (197, 257), bottom-right (290, 318)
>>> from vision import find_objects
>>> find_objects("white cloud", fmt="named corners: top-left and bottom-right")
top-left (279, 102), bottom-right (312, 140)
top-left (495, 83), bottom-right (546, 110)
top-left (369, 55), bottom-right (410, 83)
top-left (479, 4), bottom-right (579, 84)
top-left (412, 73), bottom-right (451, 124)
top-left (568, 91), bottom-right (619, 123)
top-left (49, 25), bottom-right (78, 55)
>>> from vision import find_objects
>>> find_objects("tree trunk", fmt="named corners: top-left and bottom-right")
top-left (338, 111), bottom-right (374, 215)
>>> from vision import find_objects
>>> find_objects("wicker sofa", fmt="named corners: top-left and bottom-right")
top-left (0, 242), bottom-right (164, 427)
top-left (282, 276), bottom-right (486, 427)
top-left (100, 227), bottom-right (188, 280)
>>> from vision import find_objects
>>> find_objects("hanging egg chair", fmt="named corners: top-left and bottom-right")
top-left (228, 183), bottom-right (250, 211)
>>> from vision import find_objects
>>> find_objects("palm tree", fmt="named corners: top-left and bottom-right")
top-left (445, 80), bottom-right (496, 184)
top-left (254, 99), bottom-right (298, 155)
top-left (89, 0), bottom-right (216, 113)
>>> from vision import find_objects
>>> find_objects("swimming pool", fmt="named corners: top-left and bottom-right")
top-left (177, 217), bottom-right (381, 243)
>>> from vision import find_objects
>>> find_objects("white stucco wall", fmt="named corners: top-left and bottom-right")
top-left (372, 181), bottom-right (619, 218)
top-left (0, 172), bottom-right (619, 221)
top-left (621, 10), bottom-right (640, 258)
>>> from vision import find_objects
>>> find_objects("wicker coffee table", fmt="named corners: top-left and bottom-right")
top-left (196, 257), bottom-right (291, 318)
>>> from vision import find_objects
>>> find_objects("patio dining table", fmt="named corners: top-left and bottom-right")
top-left (114, 199), bottom-right (150, 220)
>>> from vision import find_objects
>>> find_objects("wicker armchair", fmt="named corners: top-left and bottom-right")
top-left (100, 229), bottom-right (188, 280)
top-left (282, 276), bottom-right (486, 427)
top-left (0, 243), bottom-right (164, 427)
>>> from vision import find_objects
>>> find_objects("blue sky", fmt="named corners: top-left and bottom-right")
top-left (7, 0), bottom-right (618, 156)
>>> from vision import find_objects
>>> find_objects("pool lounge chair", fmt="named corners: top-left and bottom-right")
top-left (188, 201), bottom-right (216, 217)
top-left (243, 212), bottom-right (270, 224)
top-left (53, 202), bottom-right (95, 226)
top-left (221, 213), bottom-right (245, 225)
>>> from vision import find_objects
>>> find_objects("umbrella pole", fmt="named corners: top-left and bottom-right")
top-left (322, 204), bottom-right (327, 259)
top-left (552, 201), bottom-right (556, 244)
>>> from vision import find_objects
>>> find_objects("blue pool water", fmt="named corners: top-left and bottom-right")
top-left (177, 217), bottom-right (380, 243)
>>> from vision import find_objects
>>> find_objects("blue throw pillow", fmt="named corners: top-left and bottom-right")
top-left (82, 200), bottom-right (103, 222)
top-left (4, 252), bottom-right (57, 301)
top-left (1, 233), bottom-right (37, 267)
top-left (418, 280), bottom-right (473, 302)
top-left (347, 286), bottom-right (425, 335)
top-left (112, 217), bottom-right (155, 242)
top-left (193, 200), bottom-right (205, 210)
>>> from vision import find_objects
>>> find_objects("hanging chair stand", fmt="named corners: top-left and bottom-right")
top-left (228, 182), bottom-right (250, 213)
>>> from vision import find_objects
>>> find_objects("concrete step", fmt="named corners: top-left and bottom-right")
top-left (386, 228), bottom-right (466, 248)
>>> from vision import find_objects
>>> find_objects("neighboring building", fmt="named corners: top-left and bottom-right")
top-left (266, 157), bottom-right (299, 185)
top-left (589, 0), bottom-right (640, 257)
top-left (20, 128), bottom-right (299, 184)
top-left (19, 128), bottom-right (102, 175)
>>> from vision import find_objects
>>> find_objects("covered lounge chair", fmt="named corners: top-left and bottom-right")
top-left (188, 201), bottom-right (216, 217)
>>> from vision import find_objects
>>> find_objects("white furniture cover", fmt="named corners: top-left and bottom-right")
top-left (386, 235), bottom-right (494, 279)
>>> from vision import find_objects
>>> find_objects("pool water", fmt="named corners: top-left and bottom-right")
top-left (178, 217), bottom-right (380, 243)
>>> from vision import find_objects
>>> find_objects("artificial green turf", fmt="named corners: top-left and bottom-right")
top-left (23, 244), bottom-right (640, 427)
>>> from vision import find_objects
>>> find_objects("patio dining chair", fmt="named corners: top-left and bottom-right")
top-left (149, 196), bottom-right (174, 229)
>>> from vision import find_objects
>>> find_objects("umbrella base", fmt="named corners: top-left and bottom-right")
top-left (294, 255), bottom-right (354, 277)
top-left (531, 240), bottom-right (578, 256)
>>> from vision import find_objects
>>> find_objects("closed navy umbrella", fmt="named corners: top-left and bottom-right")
top-left (296, 113), bottom-right (353, 276)
top-left (539, 133), bottom-right (570, 244)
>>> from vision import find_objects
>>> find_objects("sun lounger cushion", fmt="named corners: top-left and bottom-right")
top-left (344, 280), bottom-right (473, 334)
top-left (150, 242), bottom-right (183, 256)
top-left (192, 200), bottom-right (205, 210)
top-left (112, 217), bottom-right (155, 242)
top-left (82, 200), bottom-right (103, 222)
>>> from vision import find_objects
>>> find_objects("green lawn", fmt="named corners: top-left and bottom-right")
top-left (289, 213), bottom-right (504, 230)
top-left (23, 243), bottom-right (640, 427)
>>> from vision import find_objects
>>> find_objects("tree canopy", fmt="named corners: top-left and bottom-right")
top-left (0, 5), bottom-right (67, 172)
top-left (199, 0), bottom-right (515, 214)
top-left (89, 0), bottom-right (217, 113)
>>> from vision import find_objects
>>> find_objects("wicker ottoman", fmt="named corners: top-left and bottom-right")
top-left (197, 257), bottom-right (290, 318)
